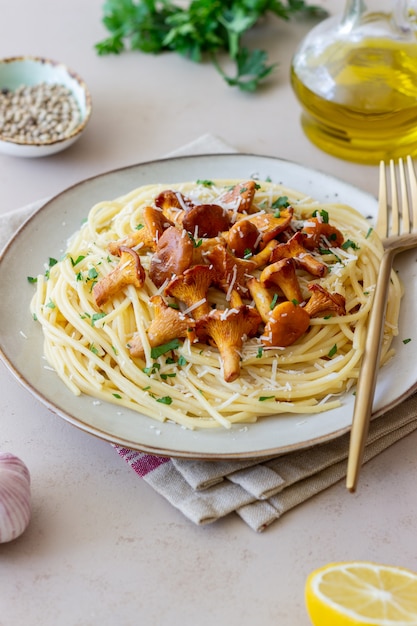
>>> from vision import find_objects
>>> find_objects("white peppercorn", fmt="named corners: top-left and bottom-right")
top-left (0, 82), bottom-right (82, 144)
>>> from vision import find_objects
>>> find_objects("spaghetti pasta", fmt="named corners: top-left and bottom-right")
top-left (30, 179), bottom-right (402, 429)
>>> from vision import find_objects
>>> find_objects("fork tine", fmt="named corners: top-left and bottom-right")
top-left (398, 158), bottom-right (410, 235)
top-left (406, 156), bottom-right (417, 233)
top-left (390, 160), bottom-right (400, 237)
top-left (376, 161), bottom-right (388, 238)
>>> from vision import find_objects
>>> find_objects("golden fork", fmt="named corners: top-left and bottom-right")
top-left (346, 156), bottom-right (417, 492)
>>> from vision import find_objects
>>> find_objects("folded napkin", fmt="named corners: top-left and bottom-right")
top-left (2, 133), bottom-right (417, 532)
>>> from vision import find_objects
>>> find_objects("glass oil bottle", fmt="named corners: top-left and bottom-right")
top-left (291, 0), bottom-right (417, 164)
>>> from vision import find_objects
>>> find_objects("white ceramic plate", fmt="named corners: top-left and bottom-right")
top-left (1, 154), bottom-right (417, 459)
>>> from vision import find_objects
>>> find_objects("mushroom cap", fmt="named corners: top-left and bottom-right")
top-left (220, 180), bottom-right (258, 214)
top-left (248, 207), bottom-right (294, 246)
top-left (302, 216), bottom-right (344, 250)
top-left (304, 283), bottom-right (346, 318)
top-left (182, 204), bottom-right (231, 238)
top-left (261, 300), bottom-right (310, 347)
top-left (226, 219), bottom-right (260, 258)
top-left (149, 226), bottom-right (194, 287)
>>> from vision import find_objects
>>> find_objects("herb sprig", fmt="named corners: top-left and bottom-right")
top-left (95, 0), bottom-right (325, 91)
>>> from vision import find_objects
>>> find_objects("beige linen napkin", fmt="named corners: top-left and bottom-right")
top-left (2, 133), bottom-right (417, 532)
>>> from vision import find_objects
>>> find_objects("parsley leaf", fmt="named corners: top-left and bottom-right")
top-left (150, 338), bottom-right (181, 358)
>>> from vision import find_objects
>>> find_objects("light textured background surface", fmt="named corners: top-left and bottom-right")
top-left (1, 1), bottom-right (417, 624)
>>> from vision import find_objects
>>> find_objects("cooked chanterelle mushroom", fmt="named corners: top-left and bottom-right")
top-left (302, 216), bottom-right (344, 250)
top-left (206, 243), bottom-right (256, 298)
top-left (108, 206), bottom-right (173, 255)
top-left (182, 203), bottom-right (231, 238)
top-left (261, 300), bottom-right (311, 348)
top-left (154, 189), bottom-right (193, 225)
top-left (260, 257), bottom-right (303, 304)
top-left (247, 206), bottom-right (294, 247)
top-left (304, 283), bottom-right (346, 318)
top-left (220, 180), bottom-right (258, 214)
top-left (270, 231), bottom-right (328, 277)
top-left (149, 226), bottom-right (194, 287)
top-left (165, 265), bottom-right (214, 319)
top-left (128, 295), bottom-right (196, 359)
top-left (225, 219), bottom-right (260, 258)
top-left (93, 246), bottom-right (146, 307)
top-left (195, 294), bottom-right (262, 382)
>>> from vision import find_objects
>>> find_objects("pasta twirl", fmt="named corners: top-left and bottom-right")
top-left (30, 179), bottom-right (402, 429)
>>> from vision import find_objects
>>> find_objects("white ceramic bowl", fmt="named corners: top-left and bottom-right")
top-left (0, 56), bottom-right (92, 157)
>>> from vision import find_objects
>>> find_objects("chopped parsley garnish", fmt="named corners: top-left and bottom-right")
top-left (341, 240), bottom-right (359, 251)
top-left (403, 338), bottom-right (412, 344)
top-left (91, 312), bottom-right (107, 326)
top-left (196, 179), bottom-right (214, 186)
top-left (187, 232), bottom-right (203, 248)
top-left (89, 343), bottom-right (99, 355)
top-left (143, 363), bottom-right (161, 376)
top-left (70, 255), bottom-right (86, 266)
top-left (270, 293), bottom-right (279, 309)
top-left (272, 195), bottom-right (289, 209)
top-left (46, 299), bottom-right (56, 309)
top-left (313, 209), bottom-right (329, 223)
top-left (112, 393), bottom-right (122, 399)
top-left (259, 395), bottom-right (275, 401)
top-left (366, 227), bottom-right (373, 239)
top-left (87, 267), bottom-right (99, 280)
top-left (256, 346), bottom-right (263, 358)
top-left (328, 344), bottom-right (337, 357)
top-left (27, 276), bottom-right (38, 284)
top-left (156, 396), bottom-right (173, 405)
top-left (177, 355), bottom-right (187, 366)
top-left (150, 338), bottom-right (180, 358)
top-left (135, 223), bottom-right (144, 230)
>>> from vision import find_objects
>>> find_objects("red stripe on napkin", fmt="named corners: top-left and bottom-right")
top-left (114, 446), bottom-right (170, 477)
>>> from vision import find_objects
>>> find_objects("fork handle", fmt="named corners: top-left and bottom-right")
top-left (346, 249), bottom-right (395, 492)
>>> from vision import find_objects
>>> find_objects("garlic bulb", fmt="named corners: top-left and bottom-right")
top-left (0, 453), bottom-right (31, 543)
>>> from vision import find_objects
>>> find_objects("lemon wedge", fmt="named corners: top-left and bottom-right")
top-left (305, 561), bottom-right (417, 626)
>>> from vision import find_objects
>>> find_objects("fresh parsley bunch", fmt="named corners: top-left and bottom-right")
top-left (95, 0), bottom-right (325, 92)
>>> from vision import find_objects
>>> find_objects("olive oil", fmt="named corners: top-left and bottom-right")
top-left (291, 38), bottom-right (417, 164)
